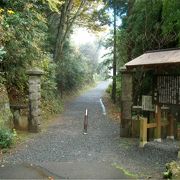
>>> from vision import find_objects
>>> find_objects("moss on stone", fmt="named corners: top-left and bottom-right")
top-left (0, 84), bottom-right (13, 129)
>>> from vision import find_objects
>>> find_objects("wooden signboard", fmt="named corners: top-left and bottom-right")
top-left (154, 75), bottom-right (180, 105)
top-left (142, 95), bottom-right (154, 111)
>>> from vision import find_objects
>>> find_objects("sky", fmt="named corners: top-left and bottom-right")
top-left (71, 27), bottom-right (110, 62)
top-left (71, 28), bottom-right (97, 46)
top-left (71, 10), bottom-right (121, 62)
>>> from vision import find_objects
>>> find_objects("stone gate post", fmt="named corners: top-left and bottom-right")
top-left (120, 66), bottom-right (134, 137)
top-left (27, 68), bottom-right (44, 132)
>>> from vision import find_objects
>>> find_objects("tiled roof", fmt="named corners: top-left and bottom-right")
top-left (125, 49), bottom-right (180, 68)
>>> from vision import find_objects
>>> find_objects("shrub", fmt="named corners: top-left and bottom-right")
top-left (106, 84), bottom-right (112, 94)
top-left (164, 161), bottom-right (180, 179)
top-left (0, 128), bottom-right (16, 149)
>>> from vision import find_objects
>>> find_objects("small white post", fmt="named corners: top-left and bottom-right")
top-left (83, 108), bottom-right (88, 135)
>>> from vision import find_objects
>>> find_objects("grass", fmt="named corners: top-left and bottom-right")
top-left (62, 81), bottom-right (97, 103)
top-left (118, 138), bottom-right (138, 150)
top-left (112, 163), bottom-right (139, 179)
top-left (102, 92), bottom-right (121, 123)
top-left (13, 130), bottom-right (36, 147)
top-left (0, 130), bottom-right (36, 160)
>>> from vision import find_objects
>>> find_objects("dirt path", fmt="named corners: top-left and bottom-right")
top-left (0, 81), bottom-right (178, 179)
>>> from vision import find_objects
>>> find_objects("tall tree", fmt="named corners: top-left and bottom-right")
top-left (50, 0), bottom-right (104, 62)
top-left (119, 0), bottom-right (180, 103)
top-left (48, 0), bottom-right (106, 96)
top-left (102, 0), bottom-right (128, 103)
top-left (112, 0), bottom-right (117, 103)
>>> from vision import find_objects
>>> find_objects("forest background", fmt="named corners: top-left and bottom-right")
top-left (0, 0), bottom-right (180, 130)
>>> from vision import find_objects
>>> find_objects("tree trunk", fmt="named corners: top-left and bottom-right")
top-left (126, 0), bottom-right (135, 61)
top-left (54, 0), bottom-right (72, 62)
top-left (112, 0), bottom-right (117, 103)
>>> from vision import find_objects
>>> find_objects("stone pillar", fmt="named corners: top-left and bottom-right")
top-left (27, 68), bottom-right (44, 132)
top-left (120, 66), bottom-right (133, 137)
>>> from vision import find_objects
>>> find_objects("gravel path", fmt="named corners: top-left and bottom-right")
top-left (1, 81), bottom-right (179, 178)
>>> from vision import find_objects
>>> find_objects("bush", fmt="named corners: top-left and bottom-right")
top-left (164, 161), bottom-right (180, 179)
top-left (106, 81), bottom-right (121, 102)
top-left (42, 95), bottom-right (63, 115)
top-left (106, 84), bottom-right (112, 94)
top-left (0, 128), bottom-right (15, 149)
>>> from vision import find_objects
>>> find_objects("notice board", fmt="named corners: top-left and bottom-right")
top-left (154, 75), bottom-right (180, 105)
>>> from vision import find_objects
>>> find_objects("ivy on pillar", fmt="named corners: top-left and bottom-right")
top-left (120, 66), bottom-right (134, 137)
top-left (26, 68), bottom-right (44, 132)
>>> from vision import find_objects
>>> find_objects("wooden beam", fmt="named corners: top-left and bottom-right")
top-left (147, 123), bottom-right (157, 129)
top-left (146, 121), bottom-right (168, 129)
top-left (161, 121), bottom-right (168, 127)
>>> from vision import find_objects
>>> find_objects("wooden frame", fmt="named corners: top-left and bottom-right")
top-left (139, 107), bottom-right (174, 147)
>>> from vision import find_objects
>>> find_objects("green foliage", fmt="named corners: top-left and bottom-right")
top-left (163, 161), bottom-right (180, 179)
top-left (102, 0), bottom-right (180, 103)
top-left (163, 170), bottom-right (172, 179)
top-left (0, 47), bottom-right (6, 60)
top-left (0, 0), bottom-right (105, 131)
top-left (0, 84), bottom-right (13, 129)
top-left (42, 95), bottom-right (63, 116)
top-left (0, 0), bottom-right (63, 109)
top-left (0, 1), bottom-right (48, 107)
top-left (116, 76), bottom-right (121, 101)
top-left (106, 78), bottom-right (121, 100)
top-left (162, 0), bottom-right (180, 46)
top-left (106, 83), bottom-right (112, 94)
top-left (41, 56), bottom-right (57, 99)
top-left (43, 0), bottom-right (64, 12)
top-left (56, 41), bottom-right (97, 92)
top-left (0, 128), bottom-right (16, 149)
top-left (40, 56), bottom-right (63, 115)
top-left (112, 163), bottom-right (138, 178)
top-left (119, 0), bottom-right (180, 59)
top-left (97, 61), bottom-right (110, 80)
top-left (1, 1), bottom-right (48, 90)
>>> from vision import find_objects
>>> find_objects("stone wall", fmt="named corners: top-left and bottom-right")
top-left (0, 84), bottom-right (13, 128)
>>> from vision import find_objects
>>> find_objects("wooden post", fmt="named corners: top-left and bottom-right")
top-left (139, 117), bottom-right (147, 147)
top-left (154, 104), bottom-right (161, 142)
top-left (178, 151), bottom-right (180, 159)
top-left (167, 113), bottom-right (174, 139)
top-left (83, 108), bottom-right (88, 135)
